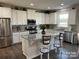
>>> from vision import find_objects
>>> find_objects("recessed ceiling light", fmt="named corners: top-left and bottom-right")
top-left (61, 3), bottom-right (64, 6)
top-left (48, 7), bottom-right (51, 9)
top-left (30, 3), bottom-right (34, 6)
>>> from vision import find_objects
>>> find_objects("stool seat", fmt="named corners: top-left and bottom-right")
top-left (40, 47), bottom-right (49, 53)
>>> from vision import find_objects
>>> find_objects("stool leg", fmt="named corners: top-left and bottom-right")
top-left (55, 48), bottom-right (57, 53)
top-left (40, 53), bottom-right (43, 59)
top-left (48, 53), bottom-right (49, 59)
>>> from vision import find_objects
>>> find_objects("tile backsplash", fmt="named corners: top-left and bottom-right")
top-left (12, 24), bottom-right (76, 32)
top-left (12, 24), bottom-right (57, 32)
top-left (12, 25), bottom-right (27, 32)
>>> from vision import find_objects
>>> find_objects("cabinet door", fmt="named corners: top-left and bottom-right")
top-left (17, 10), bottom-right (27, 25)
top-left (27, 9), bottom-right (46, 24)
top-left (12, 33), bottom-right (20, 44)
top-left (35, 12), bottom-right (45, 24)
top-left (17, 10), bottom-right (24, 25)
top-left (35, 12), bottom-right (42, 25)
top-left (20, 31), bottom-right (29, 42)
top-left (49, 13), bottom-right (57, 24)
top-left (22, 11), bottom-right (27, 25)
top-left (27, 9), bottom-right (36, 19)
top-left (0, 7), bottom-right (11, 18)
top-left (11, 10), bottom-right (18, 25)
top-left (45, 14), bottom-right (50, 24)
top-left (68, 9), bottom-right (76, 25)
top-left (41, 13), bottom-right (45, 24)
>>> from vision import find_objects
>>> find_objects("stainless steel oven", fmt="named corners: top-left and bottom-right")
top-left (27, 19), bottom-right (37, 34)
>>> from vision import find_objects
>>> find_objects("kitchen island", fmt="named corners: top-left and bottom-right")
top-left (21, 31), bottom-right (60, 59)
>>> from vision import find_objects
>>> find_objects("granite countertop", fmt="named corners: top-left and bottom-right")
top-left (21, 32), bottom-right (59, 41)
top-left (21, 32), bottom-right (59, 52)
top-left (21, 29), bottom-right (64, 41)
top-left (21, 33), bottom-right (42, 40)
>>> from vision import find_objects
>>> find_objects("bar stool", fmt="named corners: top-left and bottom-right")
top-left (40, 35), bottom-right (51, 59)
top-left (54, 33), bottom-right (64, 54)
top-left (59, 33), bottom-right (64, 47)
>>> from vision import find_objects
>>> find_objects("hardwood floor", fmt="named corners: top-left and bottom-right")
top-left (0, 43), bottom-right (26, 59)
top-left (0, 42), bottom-right (79, 59)
top-left (33, 42), bottom-right (79, 59)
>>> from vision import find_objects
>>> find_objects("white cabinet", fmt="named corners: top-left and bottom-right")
top-left (11, 9), bottom-right (27, 25)
top-left (27, 9), bottom-right (36, 19)
top-left (17, 10), bottom-right (27, 25)
top-left (49, 13), bottom-right (57, 24)
top-left (12, 32), bottom-right (20, 44)
top-left (12, 32), bottom-right (29, 44)
top-left (27, 9), bottom-right (46, 25)
top-left (17, 10), bottom-right (23, 25)
top-left (0, 7), bottom-right (11, 18)
top-left (41, 13), bottom-right (45, 24)
top-left (35, 12), bottom-right (45, 24)
top-left (22, 11), bottom-right (27, 25)
top-left (36, 12), bottom-right (57, 24)
top-left (22, 35), bottom-right (40, 59)
top-left (20, 31), bottom-right (29, 42)
top-left (35, 12), bottom-right (42, 25)
top-left (11, 10), bottom-right (18, 25)
top-left (68, 9), bottom-right (76, 25)
top-left (45, 14), bottom-right (50, 24)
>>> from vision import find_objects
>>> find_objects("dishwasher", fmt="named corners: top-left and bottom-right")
top-left (64, 31), bottom-right (78, 44)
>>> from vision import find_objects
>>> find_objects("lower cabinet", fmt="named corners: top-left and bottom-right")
top-left (19, 31), bottom-right (29, 42)
top-left (12, 32), bottom-right (20, 44)
top-left (22, 36), bottom-right (40, 59)
top-left (12, 31), bottom-right (28, 44)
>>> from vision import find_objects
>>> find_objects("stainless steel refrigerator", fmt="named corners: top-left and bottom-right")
top-left (0, 18), bottom-right (12, 48)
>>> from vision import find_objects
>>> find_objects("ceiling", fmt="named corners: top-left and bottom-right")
top-left (0, 0), bottom-right (79, 10)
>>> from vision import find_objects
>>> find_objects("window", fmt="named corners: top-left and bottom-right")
top-left (58, 13), bottom-right (69, 27)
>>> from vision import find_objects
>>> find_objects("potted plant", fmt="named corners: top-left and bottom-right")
top-left (39, 24), bottom-right (46, 34)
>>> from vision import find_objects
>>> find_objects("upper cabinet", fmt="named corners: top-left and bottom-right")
top-left (27, 9), bottom-right (46, 25)
top-left (11, 9), bottom-right (27, 25)
top-left (40, 13), bottom-right (45, 24)
top-left (22, 11), bottom-right (27, 25)
top-left (0, 7), bottom-right (11, 18)
top-left (0, 7), bottom-right (76, 25)
top-left (49, 13), bottom-right (57, 24)
top-left (27, 9), bottom-right (36, 19)
top-left (11, 10), bottom-right (18, 25)
top-left (35, 12), bottom-right (42, 25)
top-left (45, 14), bottom-right (50, 24)
top-left (68, 9), bottom-right (76, 25)
top-left (35, 12), bottom-right (45, 25)
top-left (17, 10), bottom-right (27, 25)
